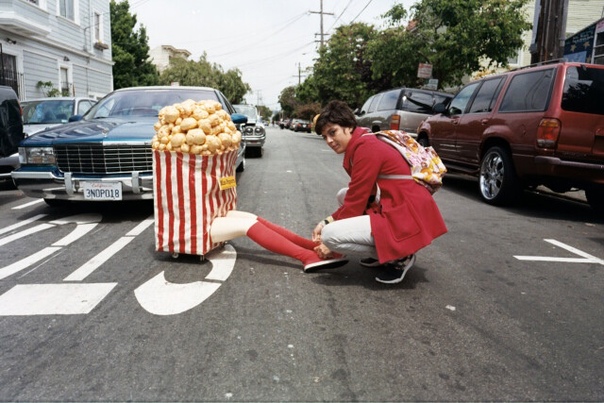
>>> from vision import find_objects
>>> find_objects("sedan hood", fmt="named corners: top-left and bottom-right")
top-left (20, 118), bottom-right (157, 146)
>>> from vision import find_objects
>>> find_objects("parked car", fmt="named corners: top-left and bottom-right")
top-left (12, 86), bottom-right (247, 205)
top-left (0, 97), bottom-right (97, 186)
top-left (355, 87), bottom-right (453, 135)
top-left (22, 97), bottom-right (97, 137)
top-left (417, 61), bottom-right (604, 213)
top-left (234, 104), bottom-right (265, 158)
top-left (292, 119), bottom-right (311, 133)
top-left (0, 86), bottom-right (24, 185)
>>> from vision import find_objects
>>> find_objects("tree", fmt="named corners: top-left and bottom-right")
top-left (159, 54), bottom-right (250, 104)
top-left (370, 0), bottom-right (532, 89)
top-left (309, 22), bottom-right (379, 109)
top-left (278, 86), bottom-right (297, 117)
top-left (110, 0), bottom-right (159, 89)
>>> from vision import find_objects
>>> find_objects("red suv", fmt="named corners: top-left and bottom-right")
top-left (417, 61), bottom-right (604, 213)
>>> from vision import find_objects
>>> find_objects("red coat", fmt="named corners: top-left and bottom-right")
top-left (331, 127), bottom-right (448, 263)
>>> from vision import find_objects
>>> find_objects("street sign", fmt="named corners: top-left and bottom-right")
top-left (417, 63), bottom-right (433, 79)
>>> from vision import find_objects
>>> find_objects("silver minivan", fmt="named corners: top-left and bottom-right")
top-left (355, 87), bottom-right (452, 136)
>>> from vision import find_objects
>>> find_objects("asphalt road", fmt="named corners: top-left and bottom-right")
top-left (0, 126), bottom-right (602, 401)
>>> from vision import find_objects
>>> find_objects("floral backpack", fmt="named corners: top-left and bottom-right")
top-left (368, 130), bottom-right (447, 194)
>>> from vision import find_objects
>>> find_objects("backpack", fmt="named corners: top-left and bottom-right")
top-left (370, 130), bottom-right (447, 194)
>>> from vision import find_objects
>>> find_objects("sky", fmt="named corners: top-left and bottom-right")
top-left (130, 0), bottom-right (417, 111)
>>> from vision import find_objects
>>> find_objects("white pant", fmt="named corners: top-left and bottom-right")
top-left (322, 188), bottom-right (377, 258)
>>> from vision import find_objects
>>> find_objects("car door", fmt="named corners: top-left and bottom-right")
top-left (454, 77), bottom-right (505, 164)
top-left (429, 82), bottom-right (481, 161)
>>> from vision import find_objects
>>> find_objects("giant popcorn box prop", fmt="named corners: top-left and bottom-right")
top-left (152, 99), bottom-right (242, 256)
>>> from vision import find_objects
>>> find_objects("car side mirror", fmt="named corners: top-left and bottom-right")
top-left (231, 113), bottom-right (248, 124)
top-left (68, 115), bottom-right (83, 122)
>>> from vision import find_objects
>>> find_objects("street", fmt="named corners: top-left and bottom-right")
top-left (0, 125), bottom-right (602, 401)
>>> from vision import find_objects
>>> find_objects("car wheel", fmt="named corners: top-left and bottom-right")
top-left (417, 135), bottom-right (430, 147)
top-left (585, 187), bottom-right (604, 215)
top-left (479, 146), bottom-right (521, 205)
top-left (236, 158), bottom-right (245, 172)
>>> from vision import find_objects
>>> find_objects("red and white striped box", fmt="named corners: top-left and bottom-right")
top-left (153, 149), bottom-right (237, 256)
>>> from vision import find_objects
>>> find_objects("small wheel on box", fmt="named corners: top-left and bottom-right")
top-left (171, 253), bottom-right (179, 259)
top-left (200, 255), bottom-right (206, 262)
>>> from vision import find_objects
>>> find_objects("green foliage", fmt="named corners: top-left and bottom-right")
top-left (292, 0), bottom-right (531, 107)
top-left (110, 0), bottom-right (159, 89)
top-left (158, 54), bottom-right (251, 104)
top-left (36, 81), bottom-right (61, 97)
top-left (369, 0), bottom-right (532, 89)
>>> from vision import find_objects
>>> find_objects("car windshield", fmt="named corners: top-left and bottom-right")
top-left (22, 100), bottom-right (75, 124)
top-left (234, 105), bottom-right (258, 119)
top-left (84, 88), bottom-right (221, 120)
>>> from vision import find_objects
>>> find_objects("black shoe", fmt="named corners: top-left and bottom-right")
top-left (304, 258), bottom-right (349, 273)
top-left (359, 257), bottom-right (382, 267)
top-left (375, 255), bottom-right (416, 284)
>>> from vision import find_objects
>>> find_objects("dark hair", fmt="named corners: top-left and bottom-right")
top-left (314, 100), bottom-right (357, 135)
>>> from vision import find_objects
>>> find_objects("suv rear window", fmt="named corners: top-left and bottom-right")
top-left (404, 91), bottom-right (434, 113)
top-left (562, 66), bottom-right (604, 115)
top-left (377, 90), bottom-right (399, 111)
top-left (499, 68), bottom-right (555, 112)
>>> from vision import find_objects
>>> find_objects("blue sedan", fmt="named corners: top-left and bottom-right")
top-left (12, 86), bottom-right (247, 205)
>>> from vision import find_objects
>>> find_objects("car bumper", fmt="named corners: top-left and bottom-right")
top-left (11, 169), bottom-right (154, 201)
top-left (243, 136), bottom-right (266, 148)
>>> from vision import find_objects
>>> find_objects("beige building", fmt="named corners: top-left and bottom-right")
top-left (149, 45), bottom-right (191, 73)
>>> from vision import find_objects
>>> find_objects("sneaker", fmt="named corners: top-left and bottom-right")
top-left (303, 258), bottom-right (349, 273)
top-left (375, 255), bottom-right (416, 284)
top-left (359, 257), bottom-right (382, 267)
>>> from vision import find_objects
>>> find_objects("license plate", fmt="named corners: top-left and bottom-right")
top-left (81, 182), bottom-right (122, 201)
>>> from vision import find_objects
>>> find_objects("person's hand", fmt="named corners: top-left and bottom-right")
top-left (312, 221), bottom-right (324, 242)
top-left (314, 243), bottom-right (332, 259)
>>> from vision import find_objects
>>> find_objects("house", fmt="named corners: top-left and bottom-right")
top-left (149, 45), bottom-right (191, 73)
top-left (0, 0), bottom-right (113, 101)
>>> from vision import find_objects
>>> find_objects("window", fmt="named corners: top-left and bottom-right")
top-left (403, 91), bottom-right (433, 113)
top-left (59, 0), bottom-right (75, 21)
top-left (360, 97), bottom-right (373, 114)
top-left (499, 69), bottom-right (554, 112)
top-left (468, 78), bottom-right (504, 113)
top-left (94, 11), bottom-right (102, 42)
top-left (367, 94), bottom-right (382, 113)
top-left (448, 82), bottom-right (480, 115)
top-left (60, 67), bottom-right (70, 96)
top-left (376, 90), bottom-right (399, 111)
top-left (562, 66), bottom-right (604, 115)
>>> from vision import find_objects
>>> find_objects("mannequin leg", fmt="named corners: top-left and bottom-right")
top-left (210, 218), bottom-right (347, 271)
top-left (226, 210), bottom-right (317, 250)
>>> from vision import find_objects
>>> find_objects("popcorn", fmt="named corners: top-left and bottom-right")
top-left (152, 99), bottom-right (242, 156)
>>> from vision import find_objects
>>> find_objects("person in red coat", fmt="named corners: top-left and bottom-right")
top-left (312, 100), bottom-right (448, 284)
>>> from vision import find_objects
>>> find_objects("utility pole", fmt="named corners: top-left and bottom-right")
top-left (310, 0), bottom-right (334, 48)
top-left (530, 0), bottom-right (569, 63)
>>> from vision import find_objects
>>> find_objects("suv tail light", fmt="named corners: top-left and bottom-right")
top-left (390, 114), bottom-right (400, 130)
top-left (536, 118), bottom-right (561, 148)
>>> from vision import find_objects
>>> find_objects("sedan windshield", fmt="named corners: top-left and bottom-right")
top-left (84, 88), bottom-right (221, 120)
top-left (234, 105), bottom-right (258, 119)
top-left (22, 100), bottom-right (75, 124)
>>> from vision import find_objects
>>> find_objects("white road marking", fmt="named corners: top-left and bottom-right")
top-left (0, 247), bottom-right (61, 281)
top-left (134, 244), bottom-right (237, 316)
top-left (0, 214), bottom-right (47, 236)
top-left (0, 283), bottom-right (117, 315)
top-left (11, 199), bottom-right (44, 210)
top-left (64, 216), bottom-right (154, 282)
top-left (514, 239), bottom-right (604, 265)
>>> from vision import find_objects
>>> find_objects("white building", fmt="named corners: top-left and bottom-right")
top-left (148, 45), bottom-right (191, 73)
top-left (0, 0), bottom-right (113, 100)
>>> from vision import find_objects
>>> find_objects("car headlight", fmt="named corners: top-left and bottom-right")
top-left (19, 147), bottom-right (56, 164)
top-left (254, 126), bottom-right (265, 134)
top-left (243, 126), bottom-right (254, 135)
